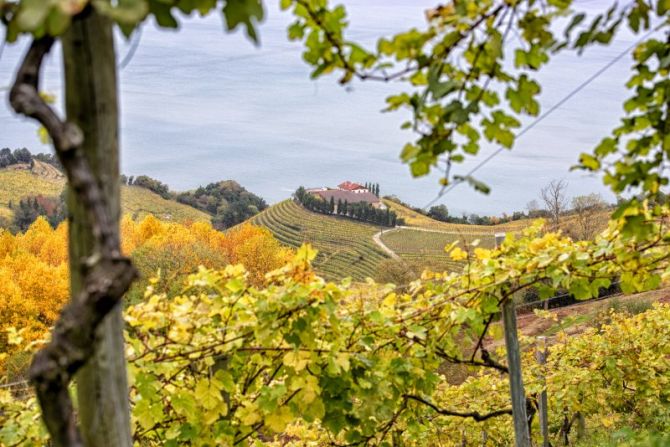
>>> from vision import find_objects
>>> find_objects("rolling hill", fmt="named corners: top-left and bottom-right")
top-left (0, 164), bottom-right (210, 225)
top-left (251, 200), bottom-right (390, 281)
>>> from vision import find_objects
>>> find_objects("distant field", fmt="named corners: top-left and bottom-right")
top-left (0, 168), bottom-right (211, 225)
top-left (251, 200), bottom-right (389, 281)
top-left (383, 199), bottom-right (613, 235)
top-left (380, 228), bottom-right (496, 272)
top-left (383, 199), bottom-right (532, 233)
top-left (121, 186), bottom-right (210, 223)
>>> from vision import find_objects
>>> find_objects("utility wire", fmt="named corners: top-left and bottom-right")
top-left (119, 26), bottom-right (144, 70)
top-left (423, 26), bottom-right (659, 210)
top-left (0, 28), bottom-right (6, 63)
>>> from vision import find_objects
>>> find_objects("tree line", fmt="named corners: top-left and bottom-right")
top-left (294, 186), bottom-right (401, 227)
top-left (176, 180), bottom-right (268, 230)
top-left (0, 148), bottom-right (63, 171)
top-left (363, 181), bottom-right (380, 197)
top-left (7, 193), bottom-right (67, 233)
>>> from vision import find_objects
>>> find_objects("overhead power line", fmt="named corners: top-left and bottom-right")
top-left (423, 25), bottom-right (659, 210)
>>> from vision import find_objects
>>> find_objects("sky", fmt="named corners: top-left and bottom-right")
top-left (0, 1), bottom-right (648, 215)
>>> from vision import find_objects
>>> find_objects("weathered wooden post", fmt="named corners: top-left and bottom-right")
top-left (496, 232), bottom-right (531, 447)
top-left (536, 336), bottom-right (549, 447)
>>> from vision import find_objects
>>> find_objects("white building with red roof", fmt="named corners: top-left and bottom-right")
top-left (306, 181), bottom-right (386, 210)
top-left (337, 181), bottom-right (368, 193)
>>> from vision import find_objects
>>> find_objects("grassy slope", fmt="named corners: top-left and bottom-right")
top-left (383, 199), bottom-right (532, 233)
top-left (0, 168), bottom-right (210, 224)
top-left (251, 200), bottom-right (389, 281)
top-left (0, 169), bottom-right (63, 213)
top-left (384, 198), bottom-right (611, 236)
top-left (121, 186), bottom-right (210, 223)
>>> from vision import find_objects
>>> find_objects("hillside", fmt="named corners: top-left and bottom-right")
top-left (251, 200), bottom-right (389, 281)
top-left (0, 166), bottom-right (210, 225)
top-left (121, 186), bottom-right (210, 223)
top-left (384, 198), bottom-right (611, 237)
top-left (379, 227), bottom-right (495, 271)
top-left (384, 199), bottom-right (532, 233)
top-left (251, 200), bottom-right (504, 280)
top-left (0, 168), bottom-right (63, 224)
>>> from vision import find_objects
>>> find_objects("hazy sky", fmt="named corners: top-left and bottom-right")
top-left (0, 1), bottom-right (648, 215)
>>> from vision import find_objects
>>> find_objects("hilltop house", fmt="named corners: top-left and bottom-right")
top-left (337, 181), bottom-right (368, 193)
top-left (307, 181), bottom-right (386, 211)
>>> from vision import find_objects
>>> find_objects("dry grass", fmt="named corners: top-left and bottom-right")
top-left (383, 199), bottom-right (532, 233)
top-left (121, 186), bottom-right (210, 223)
top-left (0, 168), bottom-right (210, 225)
top-left (384, 199), bottom-right (611, 236)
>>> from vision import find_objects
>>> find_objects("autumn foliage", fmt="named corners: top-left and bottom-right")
top-left (0, 216), bottom-right (292, 375)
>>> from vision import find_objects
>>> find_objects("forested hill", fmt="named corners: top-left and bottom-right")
top-left (0, 149), bottom-right (266, 232)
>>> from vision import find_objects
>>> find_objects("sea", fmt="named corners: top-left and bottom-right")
top-left (0, 0), bottom-right (643, 215)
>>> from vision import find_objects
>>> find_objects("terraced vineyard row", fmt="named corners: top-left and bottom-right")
top-left (252, 200), bottom-right (390, 281)
top-left (380, 228), bottom-right (496, 272)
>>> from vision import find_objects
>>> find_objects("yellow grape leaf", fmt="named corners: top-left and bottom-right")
top-left (38, 126), bottom-right (50, 144)
top-left (237, 402), bottom-right (261, 426)
top-left (295, 244), bottom-right (318, 262)
top-left (39, 91), bottom-right (56, 104)
top-left (533, 309), bottom-right (558, 322)
top-left (6, 327), bottom-right (24, 346)
top-left (265, 407), bottom-right (293, 432)
top-left (335, 353), bottom-right (350, 372)
top-left (474, 247), bottom-right (490, 260)
top-left (449, 246), bottom-right (468, 261)
top-left (283, 351), bottom-right (311, 371)
top-left (382, 292), bottom-right (396, 308)
top-left (194, 379), bottom-right (222, 410)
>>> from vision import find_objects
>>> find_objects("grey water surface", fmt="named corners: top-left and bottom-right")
top-left (0, 0), bottom-right (644, 215)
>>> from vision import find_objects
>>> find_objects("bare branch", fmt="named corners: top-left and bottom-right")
top-left (404, 394), bottom-right (512, 421)
top-left (540, 179), bottom-right (568, 229)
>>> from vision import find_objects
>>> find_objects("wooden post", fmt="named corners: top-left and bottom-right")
top-left (502, 298), bottom-right (531, 447)
top-left (62, 7), bottom-right (132, 446)
top-left (496, 232), bottom-right (530, 446)
top-left (536, 336), bottom-right (549, 447)
top-left (576, 412), bottom-right (586, 440)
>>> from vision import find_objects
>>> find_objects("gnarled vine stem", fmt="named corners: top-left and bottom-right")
top-left (9, 35), bottom-right (137, 447)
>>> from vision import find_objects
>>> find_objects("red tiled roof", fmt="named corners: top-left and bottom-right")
top-left (338, 181), bottom-right (366, 191)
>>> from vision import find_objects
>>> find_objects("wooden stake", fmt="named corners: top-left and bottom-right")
top-left (536, 336), bottom-right (549, 447)
top-left (502, 298), bottom-right (531, 447)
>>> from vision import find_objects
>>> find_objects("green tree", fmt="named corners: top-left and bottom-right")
top-left (428, 204), bottom-right (450, 222)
